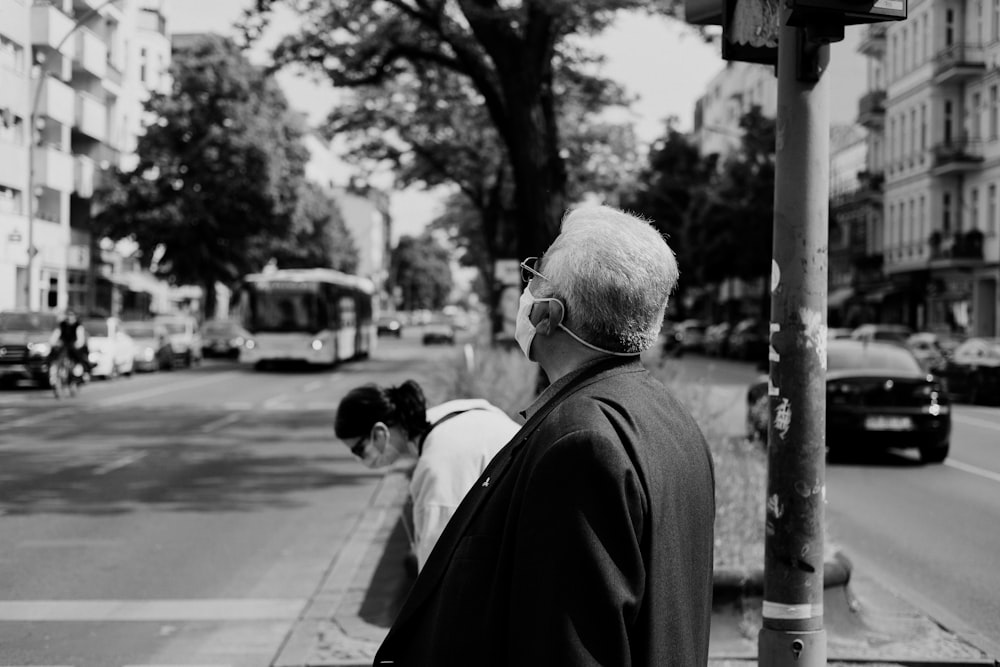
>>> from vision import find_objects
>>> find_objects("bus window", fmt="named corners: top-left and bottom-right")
top-left (339, 296), bottom-right (356, 329)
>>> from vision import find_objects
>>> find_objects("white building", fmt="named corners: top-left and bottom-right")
top-left (0, 0), bottom-right (168, 315)
top-left (859, 1), bottom-right (1000, 336)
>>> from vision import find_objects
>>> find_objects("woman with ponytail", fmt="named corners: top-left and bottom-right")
top-left (334, 380), bottom-right (520, 571)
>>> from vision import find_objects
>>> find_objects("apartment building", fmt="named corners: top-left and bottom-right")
top-left (0, 0), bottom-right (169, 315)
top-left (859, 2), bottom-right (1000, 337)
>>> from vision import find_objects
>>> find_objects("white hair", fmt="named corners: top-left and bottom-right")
top-left (537, 204), bottom-right (679, 353)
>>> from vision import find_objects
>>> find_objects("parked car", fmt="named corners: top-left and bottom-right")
top-left (905, 332), bottom-right (950, 373)
top-left (663, 319), bottom-right (707, 356)
top-left (422, 318), bottom-right (456, 345)
top-left (728, 318), bottom-right (768, 361)
top-left (0, 310), bottom-right (59, 387)
top-left (201, 319), bottom-right (249, 359)
top-left (122, 320), bottom-right (174, 372)
top-left (827, 327), bottom-right (853, 341)
top-left (376, 314), bottom-right (403, 338)
top-left (154, 314), bottom-right (203, 367)
top-left (703, 322), bottom-right (733, 357)
top-left (83, 316), bottom-right (136, 379)
top-left (939, 337), bottom-right (1000, 405)
top-left (746, 339), bottom-right (951, 464)
top-left (850, 323), bottom-right (913, 344)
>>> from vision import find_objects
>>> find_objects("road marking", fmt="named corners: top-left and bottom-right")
top-left (953, 413), bottom-right (1000, 432)
top-left (93, 452), bottom-right (147, 475)
top-left (199, 413), bottom-right (242, 433)
top-left (262, 395), bottom-right (291, 410)
top-left (303, 380), bottom-right (324, 392)
top-left (945, 458), bottom-right (1000, 484)
top-left (95, 374), bottom-right (237, 407)
top-left (0, 599), bottom-right (305, 622)
top-left (3, 407), bottom-right (76, 429)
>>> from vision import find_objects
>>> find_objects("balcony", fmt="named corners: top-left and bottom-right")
top-left (931, 138), bottom-right (985, 175)
top-left (33, 145), bottom-right (75, 193)
top-left (30, 3), bottom-right (75, 54)
top-left (857, 90), bottom-right (887, 129)
top-left (928, 230), bottom-right (985, 267)
top-left (74, 155), bottom-right (96, 198)
top-left (0, 67), bottom-right (28, 111)
top-left (36, 76), bottom-right (75, 128)
top-left (73, 28), bottom-right (107, 79)
top-left (933, 43), bottom-right (986, 85)
top-left (0, 144), bottom-right (29, 192)
top-left (857, 169), bottom-right (885, 203)
top-left (74, 92), bottom-right (107, 142)
top-left (858, 24), bottom-right (887, 57)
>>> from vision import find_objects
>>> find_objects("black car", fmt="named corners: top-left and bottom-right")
top-left (0, 311), bottom-right (59, 387)
top-left (939, 337), bottom-right (1000, 405)
top-left (746, 339), bottom-right (951, 464)
top-left (201, 320), bottom-right (249, 359)
top-left (422, 319), bottom-right (456, 345)
top-left (377, 315), bottom-right (403, 338)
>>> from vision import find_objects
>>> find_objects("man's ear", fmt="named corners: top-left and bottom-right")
top-left (535, 299), bottom-right (565, 336)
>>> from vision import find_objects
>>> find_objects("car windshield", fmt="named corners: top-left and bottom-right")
top-left (828, 342), bottom-right (922, 373)
top-left (203, 322), bottom-right (236, 335)
top-left (956, 339), bottom-right (1000, 360)
top-left (0, 312), bottom-right (58, 332)
top-left (159, 322), bottom-right (186, 335)
top-left (123, 323), bottom-right (156, 338)
top-left (82, 320), bottom-right (109, 337)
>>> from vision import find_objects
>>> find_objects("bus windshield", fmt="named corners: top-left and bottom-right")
top-left (245, 288), bottom-right (327, 334)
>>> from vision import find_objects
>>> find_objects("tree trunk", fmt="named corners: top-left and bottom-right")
top-left (202, 280), bottom-right (217, 321)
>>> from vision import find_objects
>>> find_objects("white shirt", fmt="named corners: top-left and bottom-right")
top-left (410, 399), bottom-right (521, 570)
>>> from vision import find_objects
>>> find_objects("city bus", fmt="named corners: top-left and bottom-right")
top-left (234, 268), bottom-right (377, 368)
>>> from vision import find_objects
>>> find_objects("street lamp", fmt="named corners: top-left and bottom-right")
top-left (24, 0), bottom-right (120, 310)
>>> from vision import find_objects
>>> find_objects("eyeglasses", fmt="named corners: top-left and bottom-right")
top-left (520, 257), bottom-right (549, 283)
top-left (349, 436), bottom-right (369, 459)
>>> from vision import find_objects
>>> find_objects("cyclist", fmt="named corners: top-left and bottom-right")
top-left (48, 309), bottom-right (92, 379)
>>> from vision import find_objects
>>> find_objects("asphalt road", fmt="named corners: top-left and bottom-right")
top-left (1, 334), bottom-right (998, 664)
top-left (0, 331), bottom-right (467, 666)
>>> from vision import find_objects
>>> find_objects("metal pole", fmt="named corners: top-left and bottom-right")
top-left (759, 19), bottom-right (833, 667)
top-left (24, 0), bottom-right (120, 310)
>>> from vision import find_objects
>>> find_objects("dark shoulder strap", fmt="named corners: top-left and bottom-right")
top-left (417, 406), bottom-right (489, 455)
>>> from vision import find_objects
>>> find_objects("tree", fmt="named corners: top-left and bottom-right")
top-left (391, 233), bottom-right (454, 311)
top-left (242, 0), bottom-right (679, 260)
top-left (93, 35), bottom-right (310, 317)
top-left (260, 181), bottom-right (359, 272)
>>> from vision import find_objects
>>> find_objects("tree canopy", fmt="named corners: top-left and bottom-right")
top-left (626, 107), bottom-right (775, 315)
top-left (391, 233), bottom-right (454, 311)
top-left (93, 34), bottom-right (345, 316)
top-left (242, 0), bottom-right (681, 260)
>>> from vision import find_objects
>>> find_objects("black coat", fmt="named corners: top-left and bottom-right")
top-left (375, 357), bottom-right (716, 666)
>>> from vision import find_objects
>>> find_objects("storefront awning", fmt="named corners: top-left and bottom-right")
top-left (828, 287), bottom-right (854, 309)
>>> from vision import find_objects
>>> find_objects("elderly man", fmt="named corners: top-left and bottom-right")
top-left (374, 205), bottom-right (716, 667)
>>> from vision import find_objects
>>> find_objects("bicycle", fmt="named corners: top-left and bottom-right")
top-left (48, 348), bottom-right (84, 399)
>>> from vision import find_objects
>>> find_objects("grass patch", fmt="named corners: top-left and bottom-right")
top-left (425, 341), bottom-right (768, 570)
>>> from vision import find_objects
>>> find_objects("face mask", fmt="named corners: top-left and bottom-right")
top-left (514, 284), bottom-right (640, 359)
top-left (514, 285), bottom-right (540, 359)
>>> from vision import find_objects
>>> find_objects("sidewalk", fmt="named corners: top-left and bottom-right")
top-left (273, 467), bottom-right (997, 667)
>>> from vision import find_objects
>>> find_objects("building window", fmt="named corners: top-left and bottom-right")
top-left (988, 185), bottom-right (997, 235)
top-left (0, 108), bottom-right (24, 144)
top-left (970, 187), bottom-right (980, 230)
top-left (995, 0), bottom-right (1000, 42)
top-left (0, 185), bottom-right (21, 214)
top-left (944, 100), bottom-right (954, 145)
top-left (921, 103), bottom-right (928, 150)
top-left (991, 86), bottom-right (998, 140)
top-left (0, 34), bottom-right (24, 71)
top-left (919, 195), bottom-right (927, 248)
top-left (972, 92), bottom-right (982, 140)
top-left (946, 9), bottom-right (955, 47)
top-left (139, 47), bottom-right (147, 84)
top-left (943, 192), bottom-right (952, 233)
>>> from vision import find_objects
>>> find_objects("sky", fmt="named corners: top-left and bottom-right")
top-left (161, 1), bottom-right (865, 241)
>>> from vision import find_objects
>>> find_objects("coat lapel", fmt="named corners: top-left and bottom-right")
top-left (385, 357), bottom-right (640, 636)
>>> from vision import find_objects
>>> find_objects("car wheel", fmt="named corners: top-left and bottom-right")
top-left (920, 441), bottom-right (950, 464)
